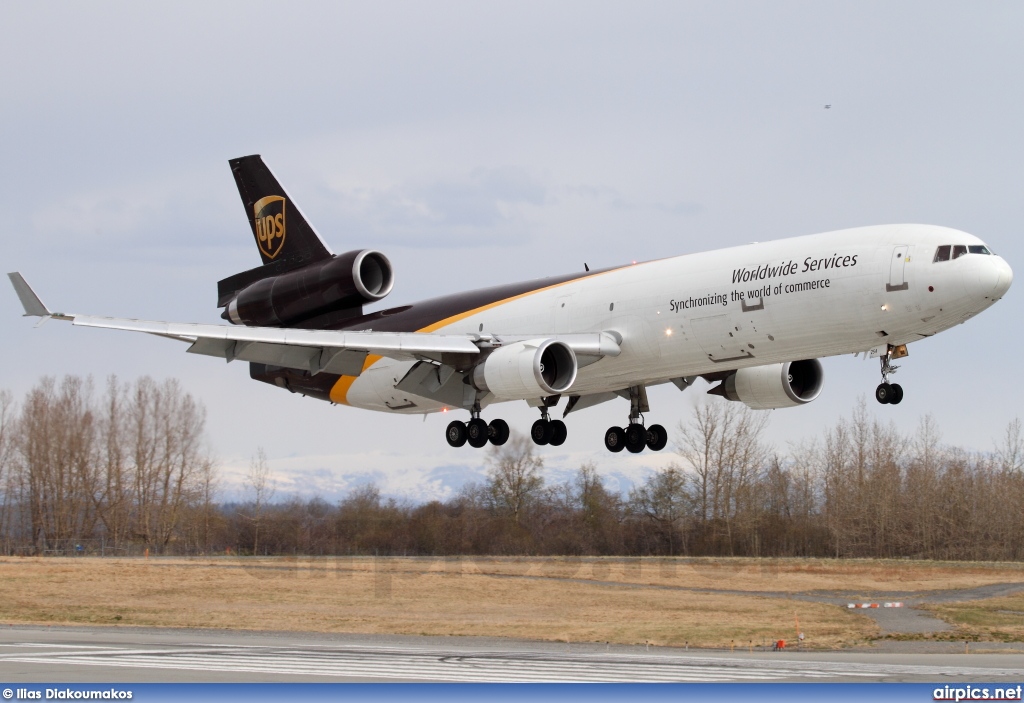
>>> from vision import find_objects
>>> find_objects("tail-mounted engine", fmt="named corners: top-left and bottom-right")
top-left (222, 249), bottom-right (393, 327)
top-left (714, 359), bottom-right (824, 410)
top-left (472, 339), bottom-right (578, 400)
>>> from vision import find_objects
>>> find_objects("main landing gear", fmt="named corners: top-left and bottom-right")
top-left (445, 403), bottom-right (510, 448)
top-left (530, 406), bottom-right (567, 447)
top-left (603, 423), bottom-right (668, 453)
top-left (875, 346), bottom-right (904, 405)
top-left (603, 385), bottom-right (668, 454)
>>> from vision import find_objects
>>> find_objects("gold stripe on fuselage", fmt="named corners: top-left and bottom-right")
top-left (328, 268), bottom-right (623, 405)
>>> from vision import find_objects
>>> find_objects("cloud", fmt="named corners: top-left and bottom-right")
top-left (320, 166), bottom-right (547, 247)
top-left (29, 179), bottom-right (239, 261)
top-left (561, 183), bottom-right (703, 217)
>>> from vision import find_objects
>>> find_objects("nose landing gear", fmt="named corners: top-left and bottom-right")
top-left (875, 345), bottom-right (905, 405)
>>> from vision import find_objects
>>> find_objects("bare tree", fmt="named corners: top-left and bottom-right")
top-left (246, 447), bottom-right (275, 555)
top-left (129, 378), bottom-right (207, 550)
top-left (485, 433), bottom-right (544, 525)
top-left (627, 466), bottom-right (690, 555)
top-left (17, 376), bottom-right (99, 552)
top-left (196, 455), bottom-right (219, 554)
top-left (996, 417), bottom-right (1023, 473)
top-left (0, 390), bottom-right (14, 550)
top-left (95, 376), bottom-right (132, 550)
top-left (676, 401), bottom-right (769, 553)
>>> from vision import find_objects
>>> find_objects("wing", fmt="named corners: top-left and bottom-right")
top-left (8, 273), bottom-right (620, 379)
top-left (8, 272), bottom-right (479, 375)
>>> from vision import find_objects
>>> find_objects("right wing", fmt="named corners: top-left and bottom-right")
top-left (7, 272), bottom-right (481, 376)
top-left (8, 273), bottom-right (622, 380)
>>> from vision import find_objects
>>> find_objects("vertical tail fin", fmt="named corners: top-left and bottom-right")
top-left (229, 155), bottom-right (333, 268)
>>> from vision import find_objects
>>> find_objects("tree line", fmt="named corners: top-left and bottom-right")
top-left (0, 375), bottom-right (1021, 560)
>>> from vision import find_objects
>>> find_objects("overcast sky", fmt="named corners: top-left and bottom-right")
top-left (2, 2), bottom-right (1021, 501)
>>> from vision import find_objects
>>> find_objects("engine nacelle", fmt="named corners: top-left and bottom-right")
top-left (721, 359), bottom-right (824, 410)
top-left (472, 339), bottom-right (578, 400)
top-left (226, 249), bottom-right (393, 326)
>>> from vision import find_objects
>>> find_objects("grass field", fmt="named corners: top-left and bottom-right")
top-left (0, 556), bottom-right (1021, 649)
top-left (925, 593), bottom-right (1024, 642)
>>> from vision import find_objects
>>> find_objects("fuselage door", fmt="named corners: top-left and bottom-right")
top-left (555, 292), bottom-right (576, 332)
top-left (887, 246), bottom-right (909, 292)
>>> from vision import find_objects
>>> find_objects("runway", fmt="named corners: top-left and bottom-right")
top-left (0, 627), bottom-right (1020, 683)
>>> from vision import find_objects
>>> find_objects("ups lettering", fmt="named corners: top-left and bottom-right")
top-left (257, 215), bottom-right (282, 243)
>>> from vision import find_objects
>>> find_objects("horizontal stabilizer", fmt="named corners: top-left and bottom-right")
top-left (7, 272), bottom-right (52, 317)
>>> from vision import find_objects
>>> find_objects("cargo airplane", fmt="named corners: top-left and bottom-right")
top-left (8, 156), bottom-right (1013, 452)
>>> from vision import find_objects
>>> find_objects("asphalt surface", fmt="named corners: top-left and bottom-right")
top-left (0, 626), bottom-right (1020, 683)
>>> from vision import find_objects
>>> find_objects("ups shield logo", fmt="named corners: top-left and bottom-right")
top-left (253, 195), bottom-right (287, 259)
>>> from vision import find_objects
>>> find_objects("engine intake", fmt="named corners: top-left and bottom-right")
top-left (721, 359), bottom-right (824, 410)
top-left (226, 249), bottom-right (393, 326)
top-left (472, 339), bottom-right (577, 400)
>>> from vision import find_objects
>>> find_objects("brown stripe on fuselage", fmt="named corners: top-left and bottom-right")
top-left (326, 265), bottom-right (625, 405)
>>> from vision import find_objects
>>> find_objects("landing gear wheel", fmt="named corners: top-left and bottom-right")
top-left (875, 383), bottom-right (893, 405)
top-left (488, 419), bottom-right (510, 446)
top-left (890, 383), bottom-right (904, 405)
top-left (548, 420), bottom-right (567, 446)
top-left (445, 420), bottom-right (468, 447)
top-left (531, 419), bottom-right (552, 445)
top-left (604, 426), bottom-right (626, 453)
top-left (646, 424), bottom-right (668, 451)
top-left (467, 418), bottom-right (489, 448)
top-left (625, 423), bottom-right (647, 453)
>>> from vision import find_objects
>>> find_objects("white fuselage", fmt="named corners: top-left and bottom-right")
top-left (343, 224), bottom-right (1012, 412)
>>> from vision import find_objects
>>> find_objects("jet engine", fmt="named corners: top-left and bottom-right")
top-left (224, 249), bottom-right (393, 327)
top-left (472, 339), bottom-right (578, 400)
top-left (718, 359), bottom-right (824, 410)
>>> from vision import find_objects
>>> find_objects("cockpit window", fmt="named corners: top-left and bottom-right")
top-left (934, 244), bottom-right (993, 262)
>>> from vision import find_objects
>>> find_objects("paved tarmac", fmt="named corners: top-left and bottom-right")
top-left (0, 626), bottom-right (1020, 683)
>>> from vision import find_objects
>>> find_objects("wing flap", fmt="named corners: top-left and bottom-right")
top-left (66, 314), bottom-right (480, 375)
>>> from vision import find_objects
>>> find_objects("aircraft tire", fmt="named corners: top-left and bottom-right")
top-left (604, 426), bottom-right (626, 453)
top-left (531, 419), bottom-right (552, 445)
top-left (548, 420), bottom-right (567, 446)
top-left (875, 383), bottom-right (893, 404)
top-left (890, 383), bottom-right (904, 405)
top-left (467, 418), bottom-right (489, 448)
top-left (488, 419), bottom-right (510, 446)
top-left (646, 424), bottom-right (668, 451)
top-left (625, 423), bottom-right (647, 453)
top-left (446, 420), bottom-right (468, 447)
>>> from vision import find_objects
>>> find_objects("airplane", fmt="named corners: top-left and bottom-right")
top-left (8, 155), bottom-right (1014, 453)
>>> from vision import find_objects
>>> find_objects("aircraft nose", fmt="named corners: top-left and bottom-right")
top-left (993, 257), bottom-right (1013, 298)
top-left (968, 255), bottom-right (1013, 300)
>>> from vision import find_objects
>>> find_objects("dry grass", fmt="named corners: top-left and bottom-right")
top-left (0, 556), bottom-right (1021, 649)
top-left (453, 556), bottom-right (1024, 594)
top-left (925, 593), bottom-right (1024, 642)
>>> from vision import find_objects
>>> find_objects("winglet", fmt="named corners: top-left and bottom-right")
top-left (7, 272), bottom-right (52, 317)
